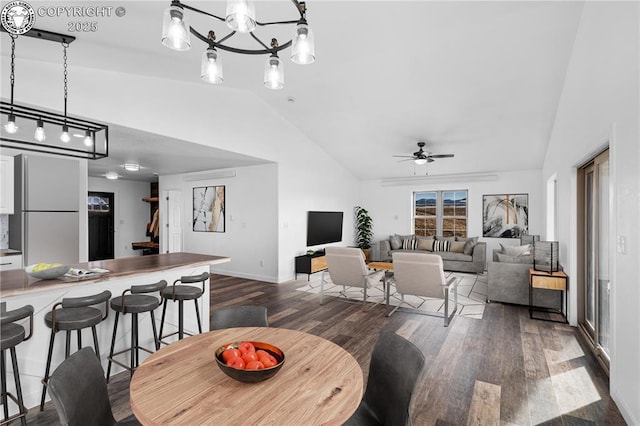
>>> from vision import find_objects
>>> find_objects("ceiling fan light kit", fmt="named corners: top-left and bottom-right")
top-left (393, 141), bottom-right (455, 168)
top-left (161, 0), bottom-right (315, 89)
top-left (0, 28), bottom-right (109, 160)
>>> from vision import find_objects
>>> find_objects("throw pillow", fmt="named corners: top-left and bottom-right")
top-left (496, 253), bottom-right (519, 263)
top-left (416, 238), bottom-right (434, 251)
top-left (500, 243), bottom-right (531, 256)
top-left (389, 234), bottom-right (402, 250)
top-left (437, 236), bottom-right (456, 243)
top-left (461, 237), bottom-right (479, 255)
top-left (496, 253), bottom-right (534, 264)
top-left (402, 238), bottom-right (417, 250)
top-left (450, 241), bottom-right (466, 253)
top-left (433, 240), bottom-right (451, 252)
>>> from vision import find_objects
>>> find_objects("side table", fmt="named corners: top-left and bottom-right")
top-left (529, 268), bottom-right (568, 323)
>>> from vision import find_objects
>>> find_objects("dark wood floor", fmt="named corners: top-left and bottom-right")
top-left (25, 274), bottom-right (626, 425)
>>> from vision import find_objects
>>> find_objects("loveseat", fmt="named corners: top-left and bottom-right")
top-left (487, 247), bottom-right (559, 308)
top-left (374, 235), bottom-right (486, 274)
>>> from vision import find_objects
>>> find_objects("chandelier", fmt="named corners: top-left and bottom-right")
top-left (0, 28), bottom-right (108, 160)
top-left (161, 0), bottom-right (315, 89)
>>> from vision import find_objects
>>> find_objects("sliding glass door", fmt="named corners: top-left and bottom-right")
top-left (579, 149), bottom-right (610, 368)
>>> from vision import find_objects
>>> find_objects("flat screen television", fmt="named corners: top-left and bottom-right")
top-left (306, 211), bottom-right (344, 246)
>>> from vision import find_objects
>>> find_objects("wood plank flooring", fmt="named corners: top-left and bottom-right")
top-left (25, 274), bottom-right (626, 425)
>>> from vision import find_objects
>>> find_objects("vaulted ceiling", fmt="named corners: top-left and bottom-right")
top-left (1, 1), bottom-right (585, 181)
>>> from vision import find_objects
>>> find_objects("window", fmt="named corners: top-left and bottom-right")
top-left (413, 190), bottom-right (467, 238)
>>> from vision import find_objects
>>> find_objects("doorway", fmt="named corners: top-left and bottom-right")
top-left (88, 191), bottom-right (115, 261)
top-left (577, 148), bottom-right (610, 372)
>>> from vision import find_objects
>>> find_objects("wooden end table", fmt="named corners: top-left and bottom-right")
top-left (529, 268), bottom-right (568, 323)
top-left (367, 262), bottom-right (394, 306)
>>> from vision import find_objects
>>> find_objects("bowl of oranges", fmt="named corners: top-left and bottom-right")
top-left (215, 341), bottom-right (285, 383)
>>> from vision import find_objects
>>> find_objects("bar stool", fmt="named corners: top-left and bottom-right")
top-left (40, 290), bottom-right (111, 411)
top-left (158, 272), bottom-right (209, 343)
top-left (106, 280), bottom-right (167, 382)
top-left (1, 304), bottom-right (33, 426)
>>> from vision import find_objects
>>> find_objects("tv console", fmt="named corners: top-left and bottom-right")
top-left (295, 252), bottom-right (327, 281)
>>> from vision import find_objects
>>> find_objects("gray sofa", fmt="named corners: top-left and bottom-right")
top-left (487, 249), bottom-right (559, 308)
top-left (376, 238), bottom-right (486, 274)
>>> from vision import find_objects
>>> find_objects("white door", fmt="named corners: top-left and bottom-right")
top-left (164, 190), bottom-right (183, 253)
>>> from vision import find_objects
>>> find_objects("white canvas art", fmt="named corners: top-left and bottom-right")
top-left (193, 186), bottom-right (225, 232)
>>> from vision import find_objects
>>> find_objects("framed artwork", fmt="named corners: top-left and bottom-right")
top-left (193, 186), bottom-right (225, 232)
top-left (482, 193), bottom-right (528, 238)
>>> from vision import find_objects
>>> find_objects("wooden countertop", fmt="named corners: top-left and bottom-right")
top-left (0, 252), bottom-right (230, 298)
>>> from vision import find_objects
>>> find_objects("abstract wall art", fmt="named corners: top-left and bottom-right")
top-left (482, 193), bottom-right (528, 238)
top-left (193, 186), bottom-right (225, 232)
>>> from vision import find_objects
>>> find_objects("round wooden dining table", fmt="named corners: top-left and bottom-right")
top-left (129, 327), bottom-right (364, 425)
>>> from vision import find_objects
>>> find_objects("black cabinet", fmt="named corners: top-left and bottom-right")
top-left (295, 253), bottom-right (327, 281)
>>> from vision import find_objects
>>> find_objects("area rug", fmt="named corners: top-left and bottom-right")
top-left (295, 271), bottom-right (488, 320)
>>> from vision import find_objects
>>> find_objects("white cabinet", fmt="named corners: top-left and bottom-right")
top-left (0, 254), bottom-right (22, 271)
top-left (0, 155), bottom-right (14, 214)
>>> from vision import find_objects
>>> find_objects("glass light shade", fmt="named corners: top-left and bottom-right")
top-left (124, 163), bottom-right (140, 172)
top-left (34, 120), bottom-right (46, 142)
top-left (60, 125), bottom-right (70, 143)
top-left (84, 130), bottom-right (93, 147)
top-left (105, 172), bottom-right (118, 180)
top-left (225, 0), bottom-right (256, 33)
top-left (291, 22), bottom-right (315, 64)
top-left (162, 4), bottom-right (191, 51)
top-left (201, 48), bottom-right (224, 84)
top-left (4, 114), bottom-right (18, 134)
top-left (414, 158), bottom-right (428, 165)
top-left (264, 55), bottom-right (284, 90)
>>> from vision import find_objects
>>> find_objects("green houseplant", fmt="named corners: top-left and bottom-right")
top-left (354, 206), bottom-right (373, 261)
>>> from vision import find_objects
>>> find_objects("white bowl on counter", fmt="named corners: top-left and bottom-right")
top-left (25, 264), bottom-right (70, 280)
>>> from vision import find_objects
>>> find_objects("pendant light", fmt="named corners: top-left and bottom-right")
top-left (225, 0), bottom-right (256, 33)
top-left (0, 28), bottom-right (109, 160)
top-left (34, 119), bottom-right (46, 142)
top-left (162, 1), bottom-right (191, 51)
top-left (201, 32), bottom-right (223, 84)
top-left (291, 21), bottom-right (315, 65)
top-left (4, 35), bottom-right (19, 134)
top-left (264, 51), bottom-right (284, 90)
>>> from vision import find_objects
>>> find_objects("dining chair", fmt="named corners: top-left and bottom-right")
top-left (321, 247), bottom-right (385, 309)
top-left (389, 252), bottom-right (458, 326)
top-left (344, 331), bottom-right (425, 426)
top-left (210, 306), bottom-right (269, 330)
top-left (47, 347), bottom-right (140, 426)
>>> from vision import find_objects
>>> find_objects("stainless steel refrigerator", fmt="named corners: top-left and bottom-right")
top-left (9, 154), bottom-right (80, 266)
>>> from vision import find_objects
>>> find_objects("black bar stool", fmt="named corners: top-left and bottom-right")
top-left (1, 304), bottom-right (33, 426)
top-left (158, 272), bottom-right (209, 343)
top-left (40, 290), bottom-right (111, 411)
top-left (106, 280), bottom-right (167, 382)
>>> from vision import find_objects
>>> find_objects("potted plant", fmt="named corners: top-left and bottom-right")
top-left (354, 206), bottom-right (373, 261)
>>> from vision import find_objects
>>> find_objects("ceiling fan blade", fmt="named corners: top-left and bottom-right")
top-left (428, 158), bottom-right (435, 163)
top-left (392, 155), bottom-right (416, 158)
top-left (428, 154), bottom-right (455, 159)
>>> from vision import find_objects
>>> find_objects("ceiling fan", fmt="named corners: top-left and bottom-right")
top-left (393, 142), bottom-right (455, 165)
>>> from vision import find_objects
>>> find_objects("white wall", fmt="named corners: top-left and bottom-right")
top-left (543, 2), bottom-right (640, 423)
top-left (359, 169), bottom-right (544, 265)
top-left (88, 177), bottom-right (151, 259)
top-left (161, 164), bottom-right (279, 281)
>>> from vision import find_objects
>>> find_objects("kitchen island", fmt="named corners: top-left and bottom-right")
top-left (0, 252), bottom-right (230, 412)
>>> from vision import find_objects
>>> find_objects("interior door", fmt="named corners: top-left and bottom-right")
top-left (165, 190), bottom-right (183, 253)
top-left (578, 149), bottom-right (610, 369)
top-left (88, 192), bottom-right (114, 261)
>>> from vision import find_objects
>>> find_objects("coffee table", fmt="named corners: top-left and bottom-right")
top-left (367, 261), bottom-right (394, 305)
